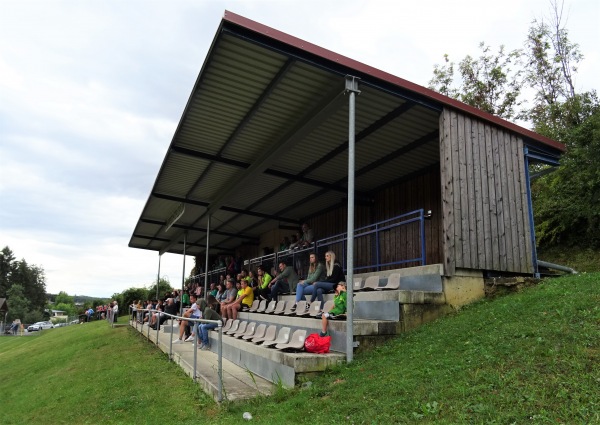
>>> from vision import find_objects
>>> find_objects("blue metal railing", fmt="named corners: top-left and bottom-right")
top-left (192, 209), bottom-right (426, 278)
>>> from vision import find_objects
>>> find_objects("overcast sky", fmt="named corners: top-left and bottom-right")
top-left (1, 0), bottom-right (598, 298)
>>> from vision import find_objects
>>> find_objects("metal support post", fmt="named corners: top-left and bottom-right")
top-left (204, 215), bottom-right (211, 298)
top-left (345, 75), bottom-right (360, 364)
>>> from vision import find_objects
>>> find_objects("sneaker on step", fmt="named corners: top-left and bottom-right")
top-left (197, 343), bottom-right (204, 350)
top-left (184, 335), bottom-right (194, 342)
top-left (173, 338), bottom-right (182, 344)
top-left (290, 304), bottom-right (297, 312)
top-left (319, 331), bottom-right (328, 337)
top-left (201, 344), bottom-right (211, 351)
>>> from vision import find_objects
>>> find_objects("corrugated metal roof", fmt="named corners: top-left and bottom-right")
top-left (129, 11), bottom-right (565, 258)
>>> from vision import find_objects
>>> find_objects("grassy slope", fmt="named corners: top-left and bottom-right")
top-left (1, 273), bottom-right (598, 424)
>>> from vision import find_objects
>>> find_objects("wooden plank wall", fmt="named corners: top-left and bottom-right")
top-left (440, 108), bottom-right (533, 276)
top-left (307, 168), bottom-right (443, 271)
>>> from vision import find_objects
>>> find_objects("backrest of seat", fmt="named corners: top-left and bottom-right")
top-left (271, 326), bottom-right (290, 344)
top-left (276, 329), bottom-right (307, 350)
top-left (322, 300), bottom-right (334, 313)
top-left (383, 273), bottom-right (400, 289)
top-left (282, 302), bottom-right (295, 315)
top-left (308, 302), bottom-right (322, 316)
top-left (294, 301), bottom-right (308, 316)
top-left (247, 300), bottom-right (260, 312)
top-left (363, 275), bottom-right (381, 290)
top-left (290, 329), bottom-right (306, 347)
top-left (221, 318), bottom-right (233, 332)
top-left (354, 277), bottom-right (364, 291)
top-left (273, 300), bottom-right (286, 314)
top-left (264, 300), bottom-right (277, 314)
top-left (230, 321), bottom-right (247, 336)
top-left (237, 321), bottom-right (256, 337)
top-left (244, 323), bottom-right (266, 340)
top-left (225, 320), bottom-right (240, 334)
top-left (256, 300), bottom-right (267, 313)
top-left (253, 324), bottom-right (277, 343)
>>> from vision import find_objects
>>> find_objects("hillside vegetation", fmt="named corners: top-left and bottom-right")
top-left (1, 273), bottom-right (598, 424)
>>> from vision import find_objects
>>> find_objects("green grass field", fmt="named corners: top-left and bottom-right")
top-left (1, 272), bottom-right (598, 424)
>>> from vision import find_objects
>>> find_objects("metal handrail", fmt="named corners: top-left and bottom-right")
top-left (128, 306), bottom-right (224, 402)
top-left (190, 209), bottom-right (426, 278)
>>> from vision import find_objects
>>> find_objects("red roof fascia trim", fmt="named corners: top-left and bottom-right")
top-left (222, 10), bottom-right (565, 152)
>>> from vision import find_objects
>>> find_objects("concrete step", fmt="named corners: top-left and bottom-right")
top-left (132, 321), bottom-right (275, 402)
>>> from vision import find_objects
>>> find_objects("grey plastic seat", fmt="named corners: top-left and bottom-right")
top-left (224, 320), bottom-right (240, 335)
top-left (282, 302), bottom-right (295, 315)
top-left (234, 321), bottom-right (256, 338)
top-left (264, 300), bottom-right (277, 314)
top-left (294, 301), bottom-right (309, 317)
top-left (362, 275), bottom-right (382, 290)
top-left (275, 329), bottom-right (307, 351)
top-left (353, 277), bottom-right (364, 291)
top-left (221, 319), bottom-right (234, 333)
top-left (320, 300), bottom-right (335, 315)
top-left (256, 299), bottom-right (268, 313)
top-left (247, 300), bottom-right (260, 312)
top-left (379, 273), bottom-right (400, 290)
top-left (243, 323), bottom-right (266, 341)
top-left (273, 301), bottom-right (287, 315)
top-left (262, 326), bottom-right (291, 348)
top-left (308, 301), bottom-right (322, 317)
top-left (252, 324), bottom-right (277, 344)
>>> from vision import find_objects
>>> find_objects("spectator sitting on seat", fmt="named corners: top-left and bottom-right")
top-left (196, 296), bottom-right (222, 350)
top-left (291, 252), bottom-right (325, 311)
top-left (214, 283), bottom-right (226, 312)
top-left (222, 279), bottom-right (254, 320)
top-left (268, 261), bottom-right (299, 302)
top-left (254, 265), bottom-right (272, 299)
top-left (247, 270), bottom-right (258, 288)
top-left (181, 290), bottom-right (191, 308)
top-left (150, 298), bottom-right (176, 329)
top-left (208, 283), bottom-right (217, 297)
top-left (219, 278), bottom-right (238, 320)
top-left (288, 233), bottom-right (300, 250)
top-left (173, 293), bottom-right (200, 343)
top-left (279, 236), bottom-right (290, 252)
top-left (310, 251), bottom-right (345, 309)
top-left (298, 223), bottom-right (314, 249)
top-left (319, 281), bottom-right (347, 337)
top-left (148, 300), bottom-right (163, 329)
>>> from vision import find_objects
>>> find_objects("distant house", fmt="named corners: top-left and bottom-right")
top-left (51, 310), bottom-right (67, 317)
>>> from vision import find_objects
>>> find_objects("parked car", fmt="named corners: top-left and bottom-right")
top-left (27, 321), bottom-right (54, 332)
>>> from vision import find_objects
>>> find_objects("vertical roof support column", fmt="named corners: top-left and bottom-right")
top-left (345, 75), bottom-right (360, 363)
top-left (156, 253), bottom-right (162, 301)
top-left (180, 232), bottom-right (187, 315)
top-left (204, 215), bottom-right (211, 297)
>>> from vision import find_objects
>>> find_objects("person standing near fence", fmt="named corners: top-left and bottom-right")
top-left (111, 300), bottom-right (119, 322)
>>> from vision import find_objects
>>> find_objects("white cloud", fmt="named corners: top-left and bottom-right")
top-left (0, 0), bottom-right (597, 298)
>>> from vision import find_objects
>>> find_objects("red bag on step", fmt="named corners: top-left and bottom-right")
top-left (304, 333), bottom-right (331, 353)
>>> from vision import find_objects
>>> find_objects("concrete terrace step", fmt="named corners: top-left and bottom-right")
top-left (132, 321), bottom-right (275, 402)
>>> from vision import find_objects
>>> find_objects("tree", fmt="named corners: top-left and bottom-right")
top-left (525, 1), bottom-right (589, 135)
top-left (428, 0), bottom-right (599, 250)
top-left (429, 43), bottom-right (524, 120)
top-left (532, 98), bottom-right (600, 247)
top-left (55, 291), bottom-right (74, 305)
top-left (147, 277), bottom-right (173, 301)
top-left (0, 247), bottom-right (16, 297)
